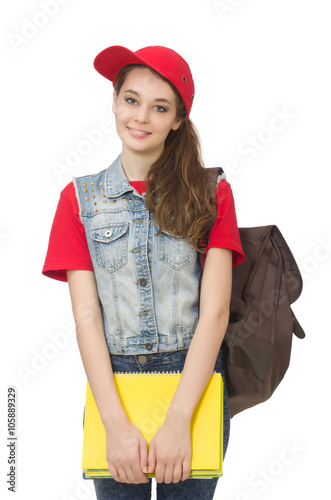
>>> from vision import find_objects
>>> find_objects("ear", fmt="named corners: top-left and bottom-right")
top-left (171, 119), bottom-right (182, 131)
top-left (112, 90), bottom-right (117, 115)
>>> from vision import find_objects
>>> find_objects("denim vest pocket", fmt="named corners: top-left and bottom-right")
top-left (158, 231), bottom-right (195, 270)
top-left (91, 222), bottom-right (129, 272)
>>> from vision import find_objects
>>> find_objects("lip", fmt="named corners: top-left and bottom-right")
top-left (127, 126), bottom-right (151, 138)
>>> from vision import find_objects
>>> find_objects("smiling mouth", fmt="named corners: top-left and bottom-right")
top-left (127, 127), bottom-right (151, 136)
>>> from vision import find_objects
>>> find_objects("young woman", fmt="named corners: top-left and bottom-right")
top-left (43, 45), bottom-right (245, 500)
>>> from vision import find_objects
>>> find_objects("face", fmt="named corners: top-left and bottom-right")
top-left (112, 67), bottom-right (182, 159)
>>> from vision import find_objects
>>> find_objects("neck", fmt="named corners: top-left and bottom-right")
top-left (121, 146), bottom-right (163, 181)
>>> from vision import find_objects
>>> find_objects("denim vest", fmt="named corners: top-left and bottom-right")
top-left (73, 154), bottom-right (201, 355)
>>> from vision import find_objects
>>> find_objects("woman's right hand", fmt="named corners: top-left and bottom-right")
top-left (105, 418), bottom-right (149, 484)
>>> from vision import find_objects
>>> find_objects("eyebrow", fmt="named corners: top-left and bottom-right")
top-left (123, 89), bottom-right (171, 105)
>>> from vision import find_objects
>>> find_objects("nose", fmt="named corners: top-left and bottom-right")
top-left (134, 105), bottom-right (150, 123)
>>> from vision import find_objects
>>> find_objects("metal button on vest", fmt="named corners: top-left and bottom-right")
top-left (139, 278), bottom-right (147, 287)
top-left (105, 229), bottom-right (112, 237)
top-left (145, 343), bottom-right (153, 351)
top-left (138, 355), bottom-right (147, 364)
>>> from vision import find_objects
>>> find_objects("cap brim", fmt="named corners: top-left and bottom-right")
top-left (94, 46), bottom-right (149, 84)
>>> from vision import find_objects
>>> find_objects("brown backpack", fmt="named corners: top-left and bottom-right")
top-left (204, 167), bottom-right (305, 418)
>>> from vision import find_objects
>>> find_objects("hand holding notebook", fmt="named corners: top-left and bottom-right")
top-left (147, 410), bottom-right (192, 482)
top-left (105, 417), bottom-right (150, 483)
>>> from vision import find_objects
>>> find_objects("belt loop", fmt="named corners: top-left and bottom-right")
top-left (177, 326), bottom-right (184, 349)
top-left (115, 334), bottom-right (122, 354)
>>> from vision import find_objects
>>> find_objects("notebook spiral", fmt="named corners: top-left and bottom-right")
top-left (113, 371), bottom-right (218, 376)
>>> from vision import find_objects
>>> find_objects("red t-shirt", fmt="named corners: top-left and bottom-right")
top-left (42, 179), bottom-right (245, 282)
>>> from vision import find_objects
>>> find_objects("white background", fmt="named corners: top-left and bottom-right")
top-left (1, 1), bottom-right (330, 499)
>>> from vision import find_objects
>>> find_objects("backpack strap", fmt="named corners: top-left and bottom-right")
top-left (205, 166), bottom-right (226, 212)
top-left (292, 310), bottom-right (305, 339)
top-left (199, 167), bottom-right (226, 251)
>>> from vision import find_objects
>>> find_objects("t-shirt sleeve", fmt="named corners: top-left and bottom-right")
top-left (42, 182), bottom-right (94, 282)
top-left (206, 179), bottom-right (245, 267)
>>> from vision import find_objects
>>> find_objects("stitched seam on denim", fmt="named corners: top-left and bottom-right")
top-left (72, 177), bottom-right (84, 225)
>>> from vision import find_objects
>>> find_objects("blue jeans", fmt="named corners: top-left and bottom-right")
top-left (93, 348), bottom-right (230, 500)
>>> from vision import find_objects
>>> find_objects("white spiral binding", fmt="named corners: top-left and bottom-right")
top-left (113, 371), bottom-right (181, 376)
top-left (113, 371), bottom-right (217, 376)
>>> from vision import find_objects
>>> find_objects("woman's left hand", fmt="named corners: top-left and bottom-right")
top-left (147, 412), bottom-right (191, 483)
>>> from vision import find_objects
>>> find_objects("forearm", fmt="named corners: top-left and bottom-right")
top-left (67, 270), bottom-right (128, 429)
top-left (76, 321), bottom-right (128, 428)
top-left (167, 311), bottom-right (229, 420)
top-left (166, 247), bottom-right (232, 422)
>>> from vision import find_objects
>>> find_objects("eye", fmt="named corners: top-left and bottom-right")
top-left (125, 98), bottom-right (137, 105)
top-left (155, 105), bottom-right (167, 113)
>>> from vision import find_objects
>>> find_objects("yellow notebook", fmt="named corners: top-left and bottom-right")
top-left (82, 372), bottom-right (223, 479)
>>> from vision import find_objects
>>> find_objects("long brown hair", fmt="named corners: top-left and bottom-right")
top-left (114, 64), bottom-right (216, 253)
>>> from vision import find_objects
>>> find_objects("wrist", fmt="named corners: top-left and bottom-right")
top-left (165, 403), bottom-right (193, 424)
top-left (101, 407), bottom-right (129, 431)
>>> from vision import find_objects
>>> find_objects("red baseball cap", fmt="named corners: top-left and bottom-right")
top-left (94, 45), bottom-right (195, 119)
